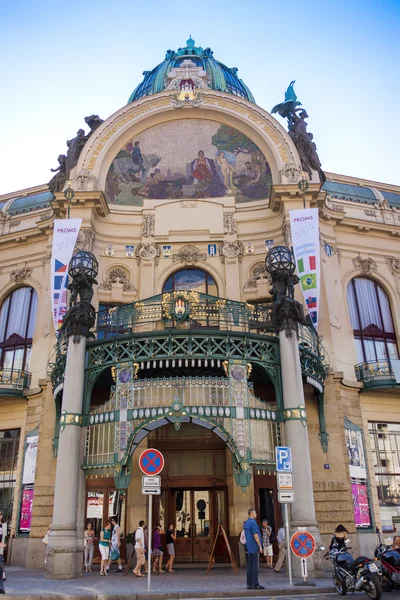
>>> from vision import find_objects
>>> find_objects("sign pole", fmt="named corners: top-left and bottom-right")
top-left (284, 503), bottom-right (292, 587)
top-left (148, 494), bottom-right (152, 592)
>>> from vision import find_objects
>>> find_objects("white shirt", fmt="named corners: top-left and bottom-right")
top-left (135, 527), bottom-right (144, 550)
top-left (277, 527), bottom-right (285, 544)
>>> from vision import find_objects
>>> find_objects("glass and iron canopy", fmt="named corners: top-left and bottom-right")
top-left (128, 36), bottom-right (255, 104)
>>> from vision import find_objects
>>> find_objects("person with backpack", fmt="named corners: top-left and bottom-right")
top-left (243, 508), bottom-right (265, 591)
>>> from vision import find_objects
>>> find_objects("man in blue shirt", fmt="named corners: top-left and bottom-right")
top-left (244, 508), bottom-right (265, 590)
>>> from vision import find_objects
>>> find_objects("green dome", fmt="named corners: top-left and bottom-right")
top-left (128, 37), bottom-right (255, 104)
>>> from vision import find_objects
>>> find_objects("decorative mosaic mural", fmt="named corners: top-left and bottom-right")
top-left (105, 119), bottom-right (272, 206)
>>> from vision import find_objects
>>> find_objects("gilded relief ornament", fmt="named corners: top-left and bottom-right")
top-left (352, 255), bottom-right (377, 275)
top-left (173, 244), bottom-right (207, 265)
top-left (219, 241), bottom-right (244, 264)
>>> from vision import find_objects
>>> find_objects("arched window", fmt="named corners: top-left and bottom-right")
top-left (163, 268), bottom-right (218, 296)
top-left (0, 287), bottom-right (38, 373)
top-left (347, 277), bottom-right (398, 363)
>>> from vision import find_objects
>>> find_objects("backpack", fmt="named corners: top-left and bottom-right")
top-left (240, 529), bottom-right (246, 545)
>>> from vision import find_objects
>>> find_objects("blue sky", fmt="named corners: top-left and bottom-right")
top-left (1, 0), bottom-right (399, 194)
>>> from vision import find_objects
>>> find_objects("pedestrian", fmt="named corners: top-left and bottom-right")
top-left (132, 520), bottom-right (146, 577)
top-left (261, 519), bottom-right (273, 568)
top-left (0, 511), bottom-right (6, 595)
top-left (42, 524), bottom-right (51, 566)
top-left (99, 521), bottom-right (112, 576)
top-left (274, 523), bottom-right (286, 573)
top-left (0, 513), bottom-right (7, 583)
top-left (84, 522), bottom-right (95, 572)
top-left (244, 508), bottom-right (264, 590)
top-left (143, 525), bottom-right (149, 574)
top-left (165, 523), bottom-right (176, 573)
top-left (152, 524), bottom-right (164, 574)
top-left (108, 516), bottom-right (123, 573)
top-left (329, 524), bottom-right (349, 551)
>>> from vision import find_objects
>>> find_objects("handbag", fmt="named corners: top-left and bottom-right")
top-left (110, 547), bottom-right (120, 561)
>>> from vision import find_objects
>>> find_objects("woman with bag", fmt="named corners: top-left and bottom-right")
top-left (99, 522), bottom-right (112, 576)
top-left (84, 522), bottom-right (95, 572)
top-left (108, 516), bottom-right (123, 573)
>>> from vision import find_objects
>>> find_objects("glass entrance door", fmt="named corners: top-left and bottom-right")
top-left (173, 489), bottom-right (211, 562)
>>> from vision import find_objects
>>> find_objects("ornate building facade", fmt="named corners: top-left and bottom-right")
top-left (0, 37), bottom-right (399, 572)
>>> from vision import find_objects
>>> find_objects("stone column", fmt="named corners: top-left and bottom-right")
top-left (46, 251), bottom-right (98, 580)
top-left (46, 336), bottom-right (86, 579)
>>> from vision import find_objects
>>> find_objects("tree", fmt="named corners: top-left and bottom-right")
top-left (211, 125), bottom-right (260, 156)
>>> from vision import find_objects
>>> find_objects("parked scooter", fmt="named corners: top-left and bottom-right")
top-left (375, 543), bottom-right (400, 592)
top-left (324, 544), bottom-right (382, 599)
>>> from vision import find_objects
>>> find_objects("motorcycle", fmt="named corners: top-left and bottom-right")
top-left (375, 543), bottom-right (400, 592)
top-left (324, 546), bottom-right (382, 599)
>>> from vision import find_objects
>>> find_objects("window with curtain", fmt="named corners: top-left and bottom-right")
top-left (347, 277), bottom-right (398, 363)
top-left (0, 287), bottom-right (38, 373)
top-left (163, 269), bottom-right (218, 296)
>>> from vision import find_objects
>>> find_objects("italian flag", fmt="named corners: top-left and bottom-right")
top-left (297, 256), bottom-right (316, 273)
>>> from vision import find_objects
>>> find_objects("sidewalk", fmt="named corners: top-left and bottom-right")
top-left (1, 565), bottom-right (334, 599)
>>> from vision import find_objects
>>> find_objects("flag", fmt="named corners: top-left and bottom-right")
top-left (51, 219), bottom-right (82, 334)
top-left (290, 208), bottom-right (320, 329)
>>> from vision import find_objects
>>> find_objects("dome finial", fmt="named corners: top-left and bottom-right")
top-left (186, 35), bottom-right (195, 48)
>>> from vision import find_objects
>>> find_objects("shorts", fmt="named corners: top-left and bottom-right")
top-left (99, 544), bottom-right (110, 560)
top-left (167, 543), bottom-right (175, 556)
top-left (153, 548), bottom-right (163, 557)
top-left (263, 545), bottom-right (273, 557)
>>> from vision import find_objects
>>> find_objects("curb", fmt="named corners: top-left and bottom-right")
top-left (2, 588), bottom-right (336, 599)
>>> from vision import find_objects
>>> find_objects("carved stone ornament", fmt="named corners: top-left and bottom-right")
top-left (136, 243), bottom-right (161, 265)
top-left (386, 256), bottom-right (400, 275)
top-left (41, 253), bottom-right (51, 266)
top-left (9, 220), bottom-right (21, 228)
top-left (352, 255), bottom-right (377, 275)
top-left (142, 215), bottom-right (155, 238)
top-left (74, 168), bottom-right (96, 191)
top-left (244, 263), bottom-right (272, 289)
top-left (77, 228), bottom-right (96, 252)
top-left (10, 266), bottom-right (32, 283)
top-left (219, 241), bottom-right (244, 264)
top-left (100, 267), bottom-right (136, 292)
top-left (223, 212), bottom-right (237, 235)
top-left (280, 162), bottom-right (302, 184)
top-left (173, 244), bottom-right (207, 265)
top-left (40, 213), bottom-right (52, 221)
top-left (165, 58), bottom-right (210, 92)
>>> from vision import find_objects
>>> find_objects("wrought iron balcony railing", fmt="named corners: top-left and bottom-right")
top-left (355, 360), bottom-right (399, 388)
top-left (0, 368), bottom-right (32, 392)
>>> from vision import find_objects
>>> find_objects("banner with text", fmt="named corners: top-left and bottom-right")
top-left (51, 219), bottom-right (82, 333)
top-left (289, 208), bottom-right (320, 329)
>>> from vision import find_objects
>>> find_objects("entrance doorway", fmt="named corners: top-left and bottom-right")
top-left (150, 422), bottom-right (229, 563)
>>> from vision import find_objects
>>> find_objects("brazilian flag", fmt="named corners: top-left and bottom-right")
top-left (300, 273), bottom-right (317, 290)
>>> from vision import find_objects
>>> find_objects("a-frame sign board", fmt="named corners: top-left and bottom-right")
top-left (206, 524), bottom-right (238, 574)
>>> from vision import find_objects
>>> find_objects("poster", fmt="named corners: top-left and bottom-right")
top-left (19, 486), bottom-right (34, 532)
top-left (345, 424), bottom-right (371, 528)
top-left (50, 219), bottom-right (82, 333)
top-left (87, 492), bottom-right (103, 519)
top-left (22, 434), bottom-right (38, 485)
top-left (289, 208), bottom-right (320, 328)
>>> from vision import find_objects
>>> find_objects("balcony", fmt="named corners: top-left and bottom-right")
top-left (50, 292), bottom-right (329, 395)
top-left (0, 367), bottom-right (32, 396)
top-left (355, 360), bottom-right (400, 391)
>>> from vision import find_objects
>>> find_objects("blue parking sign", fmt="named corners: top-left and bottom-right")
top-left (276, 446), bottom-right (292, 472)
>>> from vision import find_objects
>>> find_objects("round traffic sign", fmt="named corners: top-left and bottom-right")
top-left (290, 531), bottom-right (316, 558)
top-left (139, 449), bottom-right (164, 476)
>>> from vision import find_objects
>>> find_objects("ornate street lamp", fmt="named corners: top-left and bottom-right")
top-left (63, 181), bottom-right (75, 218)
top-left (69, 250), bottom-right (98, 282)
top-left (265, 245), bottom-right (296, 278)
